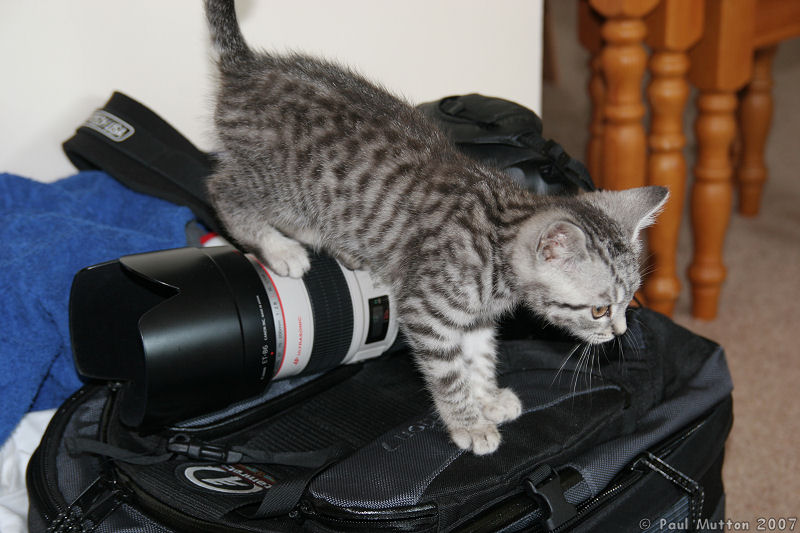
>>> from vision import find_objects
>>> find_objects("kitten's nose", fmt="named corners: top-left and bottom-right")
top-left (612, 318), bottom-right (627, 336)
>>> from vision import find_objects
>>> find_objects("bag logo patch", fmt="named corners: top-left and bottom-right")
top-left (83, 110), bottom-right (135, 142)
top-left (380, 415), bottom-right (441, 452)
top-left (180, 464), bottom-right (275, 494)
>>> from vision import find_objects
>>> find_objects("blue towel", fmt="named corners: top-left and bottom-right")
top-left (0, 170), bottom-right (194, 445)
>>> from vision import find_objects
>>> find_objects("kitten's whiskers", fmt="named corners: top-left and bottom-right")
top-left (553, 342), bottom-right (582, 386)
top-left (615, 335), bottom-right (626, 370)
top-left (572, 342), bottom-right (593, 398)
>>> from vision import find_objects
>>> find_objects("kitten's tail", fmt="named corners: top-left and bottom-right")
top-left (204, 0), bottom-right (253, 67)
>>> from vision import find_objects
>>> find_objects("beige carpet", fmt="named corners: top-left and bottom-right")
top-left (542, 1), bottom-right (800, 522)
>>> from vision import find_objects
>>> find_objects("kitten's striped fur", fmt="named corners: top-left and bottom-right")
top-left (204, 0), bottom-right (668, 454)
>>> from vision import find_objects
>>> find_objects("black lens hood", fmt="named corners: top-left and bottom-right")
top-left (69, 246), bottom-right (274, 429)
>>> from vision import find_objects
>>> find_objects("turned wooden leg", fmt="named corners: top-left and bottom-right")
top-left (579, 0), bottom-right (606, 188)
top-left (642, 50), bottom-right (691, 316)
top-left (686, 0), bottom-right (755, 319)
top-left (599, 17), bottom-right (648, 191)
top-left (586, 52), bottom-right (606, 187)
top-left (736, 45), bottom-right (777, 217)
top-left (689, 91), bottom-right (738, 320)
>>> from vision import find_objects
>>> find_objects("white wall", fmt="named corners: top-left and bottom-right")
top-left (0, 0), bottom-right (542, 182)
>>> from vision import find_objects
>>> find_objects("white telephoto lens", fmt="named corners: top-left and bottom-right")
top-left (242, 253), bottom-right (398, 380)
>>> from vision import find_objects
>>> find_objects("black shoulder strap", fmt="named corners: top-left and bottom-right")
top-left (66, 432), bottom-right (349, 518)
top-left (62, 92), bottom-right (223, 234)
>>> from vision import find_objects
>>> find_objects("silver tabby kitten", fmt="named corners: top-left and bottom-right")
top-left (204, 0), bottom-right (668, 455)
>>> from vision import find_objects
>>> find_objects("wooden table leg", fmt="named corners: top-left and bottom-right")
top-left (642, 0), bottom-right (704, 316)
top-left (597, 15), bottom-right (649, 190)
top-left (643, 50), bottom-right (690, 315)
top-left (689, 91), bottom-right (738, 319)
top-left (736, 45), bottom-right (778, 217)
top-left (586, 52), bottom-right (606, 187)
top-left (687, 0), bottom-right (755, 319)
top-left (579, 0), bottom-right (606, 187)
top-left (588, 0), bottom-right (659, 191)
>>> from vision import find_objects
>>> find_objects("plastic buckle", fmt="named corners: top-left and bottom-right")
top-left (167, 435), bottom-right (243, 463)
top-left (525, 465), bottom-right (577, 531)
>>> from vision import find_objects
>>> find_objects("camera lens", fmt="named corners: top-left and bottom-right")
top-left (69, 245), bottom-right (399, 428)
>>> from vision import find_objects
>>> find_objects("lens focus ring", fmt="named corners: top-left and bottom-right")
top-left (302, 253), bottom-right (354, 374)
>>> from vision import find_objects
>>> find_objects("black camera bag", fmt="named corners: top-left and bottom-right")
top-left (28, 93), bottom-right (733, 532)
top-left (28, 307), bottom-right (732, 533)
top-left (416, 93), bottom-right (595, 195)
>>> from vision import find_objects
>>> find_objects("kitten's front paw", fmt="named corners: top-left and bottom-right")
top-left (481, 388), bottom-right (523, 424)
top-left (261, 239), bottom-right (311, 278)
top-left (450, 422), bottom-right (502, 455)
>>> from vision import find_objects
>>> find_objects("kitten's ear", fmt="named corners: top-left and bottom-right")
top-left (587, 186), bottom-right (669, 242)
top-left (537, 220), bottom-right (588, 264)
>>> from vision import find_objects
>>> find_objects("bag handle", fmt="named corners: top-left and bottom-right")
top-left (62, 91), bottom-right (223, 234)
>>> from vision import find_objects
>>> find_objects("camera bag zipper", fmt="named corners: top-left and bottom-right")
top-left (28, 365), bottom-right (359, 533)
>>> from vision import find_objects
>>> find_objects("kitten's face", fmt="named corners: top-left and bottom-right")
top-left (510, 186), bottom-right (669, 345)
top-left (527, 249), bottom-right (640, 344)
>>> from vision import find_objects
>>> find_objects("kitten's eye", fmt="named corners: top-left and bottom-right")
top-left (591, 305), bottom-right (610, 319)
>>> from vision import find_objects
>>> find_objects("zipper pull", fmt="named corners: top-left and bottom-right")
top-left (47, 477), bottom-right (123, 533)
top-left (167, 434), bottom-right (244, 463)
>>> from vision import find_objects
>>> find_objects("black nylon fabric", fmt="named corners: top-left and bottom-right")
top-left (30, 308), bottom-right (732, 532)
top-left (417, 93), bottom-right (595, 195)
top-left (55, 388), bottom-right (107, 504)
top-left (310, 382), bottom-right (625, 511)
top-left (303, 313), bottom-right (648, 520)
top-left (28, 386), bottom-right (179, 533)
top-left (100, 340), bottom-right (433, 527)
top-left (62, 91), bottom-right (220, 234)
top-left (300, 308), bottom-right (730, 529)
